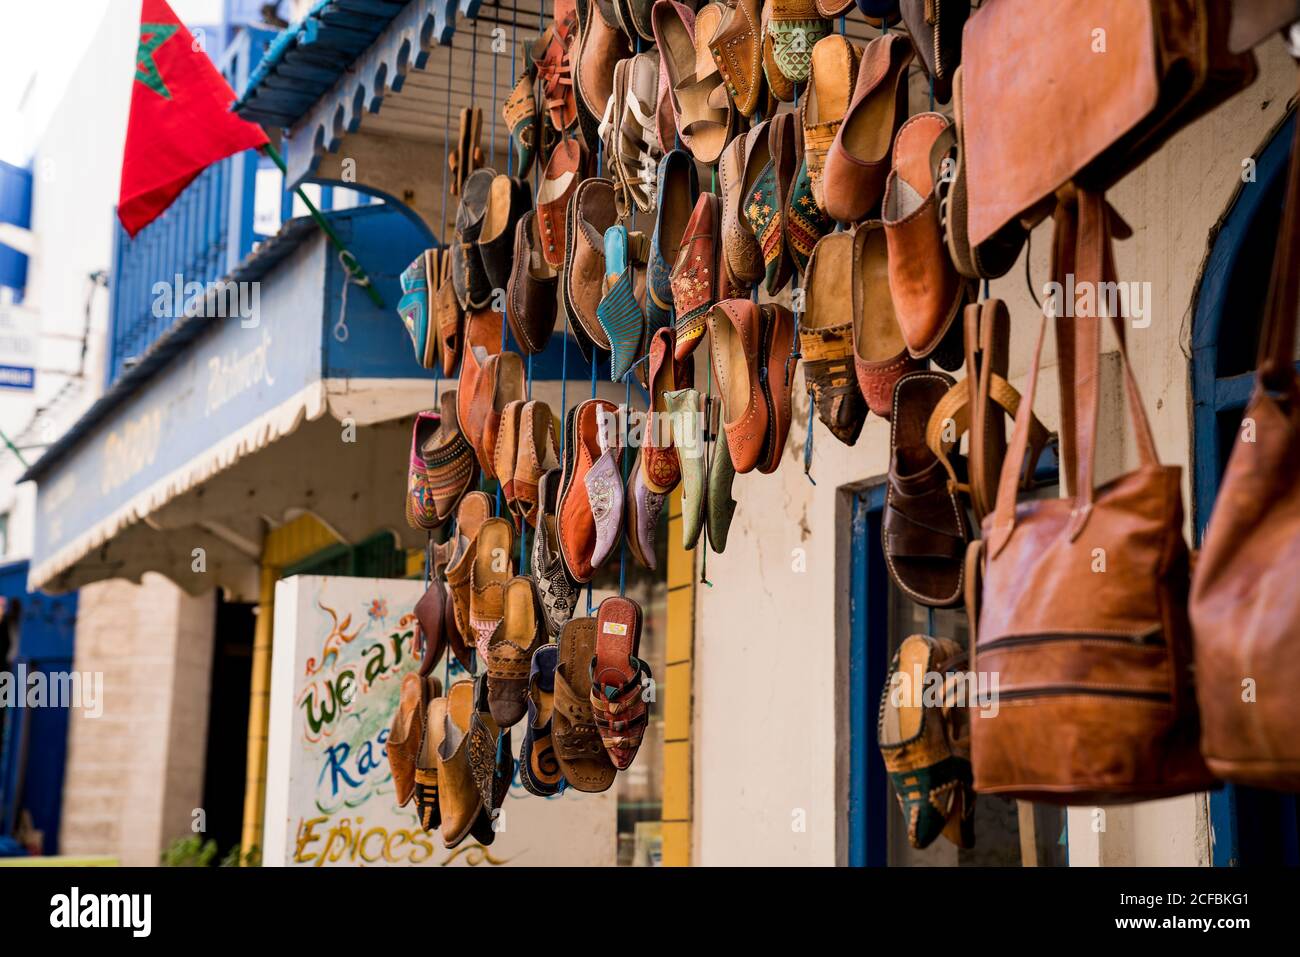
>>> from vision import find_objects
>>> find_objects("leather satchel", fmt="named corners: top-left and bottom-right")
top-left (1190, 82), bottom-right (1300, 790)
top-left (966, 190), bottom-right (1215, 804)
top-left (961, 0), bottom-right (1256, 249)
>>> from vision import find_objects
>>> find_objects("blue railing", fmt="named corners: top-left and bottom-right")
top-left (105, 27), bottom-right (275, 386)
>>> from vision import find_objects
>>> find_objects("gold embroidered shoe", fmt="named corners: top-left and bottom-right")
top-left (878, 634), bottom-right (975, 850)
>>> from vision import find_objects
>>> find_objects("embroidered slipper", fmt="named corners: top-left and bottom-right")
top-left (532, 467), bottom-right (579, 637)
top-left (519, 644), bottom-right (564, 796)
top-left (648, 150), bottom-right (700, 332)
top-left (406, 410), bottom-right (443, 531)
top-left (397, 251), bottom-right (437, 369)
top-left (597, 225), bottom-right (648, 383)
top-left (626, 457), bottom-right (668, 570)
top-left (745, 112), bottom-right (797, 296)
top-left (590, 595), bottom-right (651, 770)
top-left (503, 65), bottom-right (539, 180)
top-left (553, 617), bottom-right (617, 792)
top-left (467, 674), bottom-right (513, 823)
top-left (419, 390), bottom-right (478, 528)
top-left (643, 326), bottom-right (693, 493)
top-left (802, 231), bottom-right (868, 445)
top-left (785, 123), bottom-right (834, 274)
top-left (768, 0), bottom-right (830, 87)
top-left (878, 634), bottom-right (974, 849)
top-left (585, 442), bottom-right (625, 570)
top-left (669, 192), bottom-right (719, 361)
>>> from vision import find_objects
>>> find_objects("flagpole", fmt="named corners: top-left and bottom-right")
top-left (261, 143), bottom-right (385, 309)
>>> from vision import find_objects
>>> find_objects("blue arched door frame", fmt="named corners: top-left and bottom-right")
top-left (1191, 110), bottom-right (1300, 867)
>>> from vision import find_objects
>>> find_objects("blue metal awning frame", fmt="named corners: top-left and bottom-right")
top-left (19, 214), bottom-right (323, 486)
top-left (234, 0), bottom-right (484, 129)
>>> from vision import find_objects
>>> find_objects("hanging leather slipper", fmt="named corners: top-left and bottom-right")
top-left (469, 517), bottom-right (516, 662)
top-left (486, 576), bottom-right (547, 727)
top-left (532, 467), bottom-right (580, 636)
top-left (705, 411), bottom-right (738, 552)
top-left (665, 387), bottom-right (706, 549)
top-left (851, 221), bottom-right (923, 419)
top-left (444, 492), bottom-right (493, 671)
top-left (388, 671), bottom-right (430, 807)
top-left (558, 398), bottom-right (619, 583)
top-left (597, 224), bottom-right (648, 383)
top-left (435, 679), bottom-right (482, 848)
top-left (802, 231), bottom-right (868, 445)
top-left (670, 192), bottom-right (720, 361)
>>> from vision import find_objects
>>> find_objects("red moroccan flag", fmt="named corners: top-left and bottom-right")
top-left (118, 0), bottom-right (269, 236)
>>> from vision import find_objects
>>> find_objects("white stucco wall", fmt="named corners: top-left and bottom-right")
top-left (691, 37), bottom-right (1296, 867)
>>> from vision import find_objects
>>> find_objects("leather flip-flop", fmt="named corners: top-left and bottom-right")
top-left (883, 371), bottom-right (970, 608)
top-left (590, 596), bottom-right (651, 769)
top-left (553, 617), bottom-right (618, 792)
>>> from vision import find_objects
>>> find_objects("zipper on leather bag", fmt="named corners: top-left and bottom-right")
top-left (995, 685), bottom-right (1172, 704)
top-left (979, 625), bottom-right (1165, 653)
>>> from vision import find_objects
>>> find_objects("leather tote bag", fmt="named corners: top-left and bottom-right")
top-left (961, 0), bottom-right (1256, 250)
top-left (967, 190), bottom-right (1215, 804)
top-left (1191, 88), bottom-right (1300, 791)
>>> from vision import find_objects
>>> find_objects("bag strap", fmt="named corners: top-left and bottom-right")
top-left (1258, 73), bottom-right (1300, 393)
top-left (988, 188), bottom-right (1161, 557)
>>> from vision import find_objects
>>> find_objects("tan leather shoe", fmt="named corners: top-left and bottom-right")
top-left (469, 517), bottom-right (516, 662)
top-left (851, 221), bottom-right (923, 418)
top-left (758, 302), bottom-right (797, 474)
top-left (512, 399), bottom-right (560, 528)
top-left (415, 690), bottom-right (446, 832)
top-left (575, 0), bottom-right (631, 151)
top-left (707, 299), bottom-right (767, 474)
top-left (457, 308), bottom-right (503, 458)
top-left (708, 0), bottom-right (764, 118)
top-left (494, 399), bottom-right (525, 510)
top-left (562, 177), bottom-right (620, 361)
top-left (823, 33), bottom-right (912, 224)
top-left (536, 138), bottom-right (585, 270)
top-left (881, 112), bottom-right (967, 361)
top-left (801, 34), bottom-right (861, 212)
top-left (467, 351), bottom-right (525, 479)
top-left (436, 679), bottom-right (482, 848)
top-left (387, 671), bottom-right (428, 807)
top-left (444, 492), bottom-right (493, 671)
top-left (720, 122), bottom-right (769, 290)
top-left (486, 576), bottom-right (548, 727)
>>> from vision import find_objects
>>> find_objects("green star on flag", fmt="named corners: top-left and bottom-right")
top-left (135, 23), bottom-right (178, 99)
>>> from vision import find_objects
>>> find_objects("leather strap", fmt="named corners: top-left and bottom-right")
top-left (1258, 71), bottom-right (1300, 393)
top-left (989, 188), bottom-right (1160, 557)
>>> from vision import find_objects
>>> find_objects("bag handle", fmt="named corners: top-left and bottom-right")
top-left (988, 188), bottom-right (1160, 557)
top-left (1257, 74), bottom-right (1300, 393)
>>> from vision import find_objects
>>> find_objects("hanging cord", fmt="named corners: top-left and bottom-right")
top-left (1022, 227), bottom-right (1042, 310)
top-left (333, 250), bottom-right (370, 343)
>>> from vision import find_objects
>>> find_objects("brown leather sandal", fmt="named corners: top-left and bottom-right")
top-left (884, 370), bottom-right (970, 608)
top-left (553, 617), bottom-right (617, 792)
top-left (590, 596), bottom-right (651, 770)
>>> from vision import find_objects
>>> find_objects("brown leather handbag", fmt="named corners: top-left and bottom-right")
top-left (967, 190), bottom-right (1215, 804)
top-left (1190, 90), bottom-right (1300, 791)
top-left (961, 0), bottom-right (1256, 250)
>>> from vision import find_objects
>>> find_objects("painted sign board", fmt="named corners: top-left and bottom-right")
top-left (263, 575), bottom-right (617, 866)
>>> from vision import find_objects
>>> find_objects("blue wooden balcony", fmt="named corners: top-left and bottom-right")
top-left (105, 28), bottom-right (275, 386)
